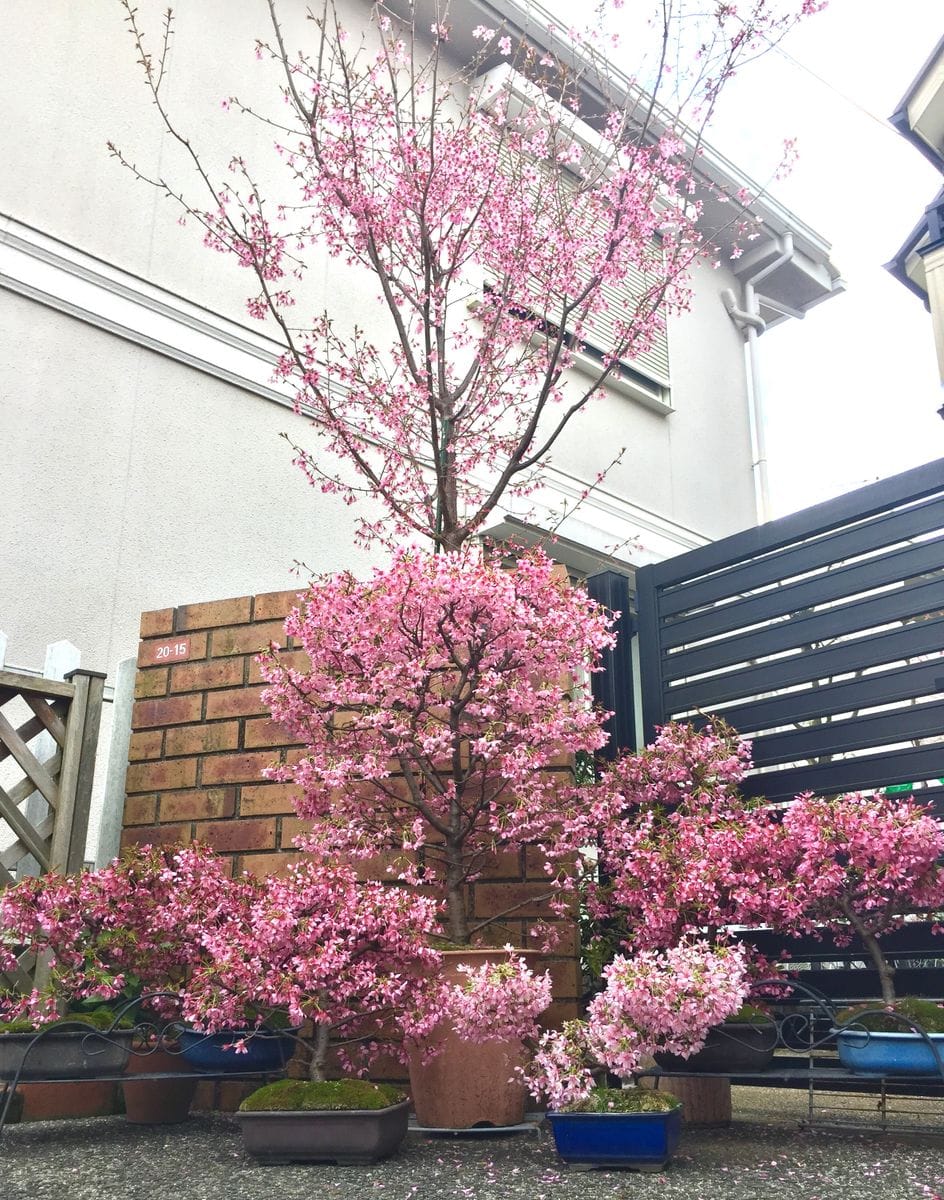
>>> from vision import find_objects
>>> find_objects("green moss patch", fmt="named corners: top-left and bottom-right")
top-left (0, 1008), bottom-right (132, 1035)
top-left (239, 1079), bottom-right (405, 1112)
top-left (726, 1004), bottom-right (775, 1025)
top-left (565, 1086), bottom-right (681, 1114)
top-left (836, 997), bottom-right (944, 1035)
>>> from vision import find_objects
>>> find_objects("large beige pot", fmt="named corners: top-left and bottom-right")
top-left (408, 949), bottom-right (540, 1129)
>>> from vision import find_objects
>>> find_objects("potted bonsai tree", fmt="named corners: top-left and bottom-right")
top-left (773, 790), bottom-right (944, 1076)
top-left (588, 725), bottom-right (944, 1078)
top-left (179, 857), bottom-right (444, 1163)
top-left (260, 546), bottom-right (614, 1126)
top-left (526, 940), bottom-right (749, 1169)
top-left (583, 720), bottom-right (781, 1076)
top-left (0, 843), bottom-right (248, 1119)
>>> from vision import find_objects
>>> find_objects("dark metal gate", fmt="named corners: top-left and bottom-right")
top-left (634, 457), bottom-right (944, 812)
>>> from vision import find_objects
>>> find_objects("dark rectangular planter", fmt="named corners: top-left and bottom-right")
top-left (0, 1029), bottom-right (133, 1081)
top-left (233, 1099), bottom-right (410, 1164)
top-left (545, 1106), bottom-right (683, 1170)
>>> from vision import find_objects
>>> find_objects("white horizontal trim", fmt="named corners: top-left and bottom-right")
top-left (0, 214), bottom-right (299, 412)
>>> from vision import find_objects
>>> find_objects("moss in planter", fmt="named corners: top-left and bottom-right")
top-left (725, 1004), bottom-right (775, 1025)
top-left (564, 1086), bottom-right (681, 1114)
top-left (0, 1008), bottom-right (132, 1034)
top-left (836, 997), bottom-right (944, 1035)
top-left (240, 1079), bottom-right (405, 1112)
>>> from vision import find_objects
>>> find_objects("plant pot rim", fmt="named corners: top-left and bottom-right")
top-left (235, 1099), bottom-right (410, 1118)
top-left (835, 1028), bottom-right (944, 1039)
top-left (547, 1105), bottom-right (683, 1120)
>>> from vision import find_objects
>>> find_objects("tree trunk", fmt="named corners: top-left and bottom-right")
top-left (308, 1022), bottom-right (330, 1082)
top-left (840, 898), bottom-right (896, 1006)
top-left (445, 840), bottom-right (468, 944)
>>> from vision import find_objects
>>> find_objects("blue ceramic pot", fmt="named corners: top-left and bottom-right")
top-left (836, 1029), bottom-right (944, 1077)
top-left (174, 1026), bottom-right (296, 1074)
top-left (545, 1106), bottom-right (683, 1170)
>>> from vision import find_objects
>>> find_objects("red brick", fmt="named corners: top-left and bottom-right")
top-left (248, 648), bottom-right (309, 684)
top-left (478, 849), bottom-right (524, 880)
top-left (546, 958), bottom-right (580, 997)
top-left (132, 694), bottom-right (202, 730)
top-left (128, 729), bottom-right (163, 761)
top-left (243, 717), bottom-right (305, 749)
top-left (177, 597), bottom-right (252, 631)
top-left (123, 795), bottom-right (158, 826)
top-left (137, 631), bottom-right (207, 668)
top-left (352, 852), bottom-right (416, 882)
top-left (210, 621), bottom-right (286, 658)
top-left (134, 668), bottom-right (168, 699)
top-left (121, 824), bottom-right (190, 848)
top-left (159, 787), bottom-right (237, 822)
top-left (197, 818), bottom-right (276, 853)
top-left (253, 589), bottom-right (304, 621)
top-left (240, 783), bottom-right (301, 816)
top-left (473, 882), bottom-right (558, 921)
top-left (201, 751), bottom-right (277, 785)
top-left (525, 922), bottom-right (579, 957)
top-left (238, 850), bottom-right (304, 877)
top-left (140, 608), bottom-right (175, 638)
top-left (205, 687), bottom-right (268, 719)
top-left (279, 816), bottom-right (313, 847)
top-left (125, 758), bottom-right (198, 793)
top-left (170, 657), bottom-right (245, 693)
top-left (541, 1000), bottom-right (580, 1029)
top-left (164, 721), bottom-right (240, 757)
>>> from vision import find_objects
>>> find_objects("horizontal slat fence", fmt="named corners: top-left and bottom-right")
top-left (636, 458), bottom-right (944, 810)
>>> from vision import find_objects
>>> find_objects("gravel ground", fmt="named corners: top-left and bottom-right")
top-left (2, 1088), bottom-right (943, 1200)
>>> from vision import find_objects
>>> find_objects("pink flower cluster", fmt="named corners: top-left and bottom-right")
top-left (404, 952), bottom-right (552, 1048)
top-left (526, 940), bottom-right (749, 1108)
top-left (0, 844), bottom-right (241, 1025)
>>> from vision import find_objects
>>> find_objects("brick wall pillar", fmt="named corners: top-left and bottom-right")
top-left (123, 592), bottom-right (580, 1025)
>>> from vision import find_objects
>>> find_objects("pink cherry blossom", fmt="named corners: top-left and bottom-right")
top-left (260, 546), bottom-right (615, 944)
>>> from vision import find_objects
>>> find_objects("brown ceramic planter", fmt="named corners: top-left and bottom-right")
top-left (122, 1044), bottom-right (196, 1124)
top-left (408, 949), bottom-right (540, 1129)
top-left (234, 1099), bottom-right (410, 1164)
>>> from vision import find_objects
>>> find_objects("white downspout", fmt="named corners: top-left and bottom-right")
top-left (722, 233), bottom-right (795, 524)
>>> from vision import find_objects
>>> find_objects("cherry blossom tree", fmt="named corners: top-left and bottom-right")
top-left (774, 792), bottom-right (944, 1006)
top-left (180, 858), bottom-right (442, 1080)
top-left (526, 938), bottom-right (749, 1108)
top-left (113, 0), bottom-right (824, 552)
top-left (585, 724), bottom-right (944, 1006)
top-left (585, 719), bottom-right (776, 954)
top-left (261, 546), bottom-right (615, 943)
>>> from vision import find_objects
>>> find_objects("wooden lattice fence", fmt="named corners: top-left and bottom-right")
top-left (0, 667), bottom-right (106, 989)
